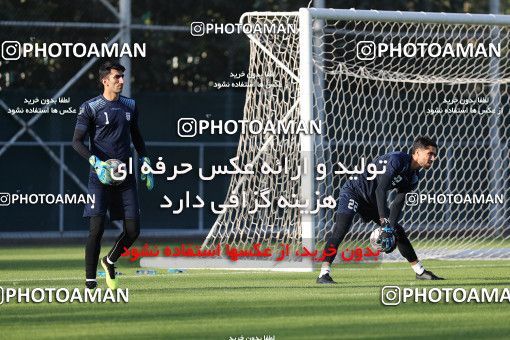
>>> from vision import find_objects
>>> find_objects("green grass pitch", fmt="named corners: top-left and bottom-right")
top-left (0, 245), bottom-right (509, 339)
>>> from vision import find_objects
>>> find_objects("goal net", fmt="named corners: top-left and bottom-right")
top-left (147, 9), bottom-right (510, 271)
top-left (299, 9), bottom-right (510, 262)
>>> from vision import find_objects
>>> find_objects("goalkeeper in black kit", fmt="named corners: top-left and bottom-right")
top-left (317, 137), bottom-right (444, 284)
top-left (72, 61), bottom-right (154, 290)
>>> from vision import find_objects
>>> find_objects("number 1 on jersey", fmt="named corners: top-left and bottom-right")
top-left (103, 112), bottom-right (110, 125)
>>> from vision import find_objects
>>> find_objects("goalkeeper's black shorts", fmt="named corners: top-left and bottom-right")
top-left (83, 171), bottom-right (140, 221)
top-left (337, 188), bottom-right (379, 224)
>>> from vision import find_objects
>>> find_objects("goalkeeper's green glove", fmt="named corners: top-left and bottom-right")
top-left (139, 156), bottom-right (154, 191)
top-left (89, 155), bottom-right (112, 185)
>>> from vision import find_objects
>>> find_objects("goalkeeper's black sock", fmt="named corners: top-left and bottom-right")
top-left (394, 224), bottom-right (418, 263)
top-left (85, 216), bottom-right (105, 280)
top-left (85, 280), bottom-right (97, 289)
top-left (322, 213), bottom-right (354, 263)
top-left (107, 218), bottom-right (140, 262)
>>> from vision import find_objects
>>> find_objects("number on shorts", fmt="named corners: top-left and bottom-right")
top-left (347, 199), bottom-right (358, 212)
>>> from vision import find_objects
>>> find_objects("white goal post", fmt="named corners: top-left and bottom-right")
top-left (142, 8), bottom-right (510, 271)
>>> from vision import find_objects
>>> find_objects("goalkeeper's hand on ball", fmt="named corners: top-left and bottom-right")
top-left (139, 156), bottom-right (154, 191)
top-left (377, 219), bottom-right (397, 253)
top-left (89, 155), bottom-right (113, 185)
top-left (379, 226), bottom-right (396, 253)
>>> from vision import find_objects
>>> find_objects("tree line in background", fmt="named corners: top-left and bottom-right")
top-left (0, 0), bottom-right (503, 93)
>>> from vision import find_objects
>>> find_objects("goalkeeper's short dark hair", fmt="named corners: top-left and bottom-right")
top-left (99, 61), bottom-right (125, 81)
top-left (411, 136), bottom-right (438, 154)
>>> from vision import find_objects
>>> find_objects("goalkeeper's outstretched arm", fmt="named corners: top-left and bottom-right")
top-left (72, 128), bottom-right (92, 160)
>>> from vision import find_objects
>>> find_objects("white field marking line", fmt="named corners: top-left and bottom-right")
top-left (0, 274), bottom-right (178, 283)
top-left (1, 263), bottom-right (509, 283)
top-left (0, 271), bottom-right (297, 283)
top-left (370, 263), bottom-right (510, 271)
top-left (0, 272), bottom-right (267, 283)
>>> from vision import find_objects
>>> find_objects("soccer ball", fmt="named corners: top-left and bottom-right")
top-left (369, 227), bottom-right (396, 253)
top-left (105, 159), bottom-right (125, 186)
